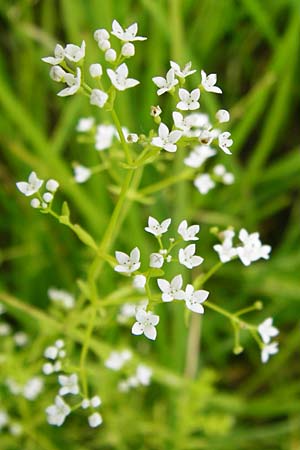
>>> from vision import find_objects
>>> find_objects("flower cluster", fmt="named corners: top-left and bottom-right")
top-left (48, 287), bottom-right (75, 309)
top-left (258, 317), bottom-right (279, 363)
top-left (16, 172), bottom-right (59, 210)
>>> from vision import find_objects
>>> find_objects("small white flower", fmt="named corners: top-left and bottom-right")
top-left (50, 66), bottom-right (66, 82)
top-left (213, 164), bottom-right (226, 176)
top-left (201, 70), bottom-right (222, 94)
top-left (216, 109), bottom-right (230, 123)
top-left (42, 44), bottom-right (65, 65)
top-left (261, 342), bottom-right (279, 363)
top-left (157, 275), bottom-right (185, 302)
top-left (43, 192), bottom-right (53, 203)
top-left (90, 89), bottom-right (108, 108)
top-left (64, 40), bottom-right (85, 63)
top-left (198, 129), bottom-right (214, 145)
top-left (183, 284), bottom-right (209, 314)
top-left (73, 165), bottom-right (92, 184)
top-left (151, 122), bottom-right (182, 152)
top-left (114, 247), bottom-right (141, 274)
top-left (0, 410), bottom-right (9, 429)
top-left (57, 68), bottom-right (81, 97)
top-left (136, 364), bottom-right (152, 385)
top-left (46, 396), bottom-right (70, 426)
top-left (170, 61), bottom-right (196, 78)
top-left (178, 244), bottom-right (203, 269)
top-left (44, 346), bottom-right (59, 360)
top-left (107, 63), bottom-right (139, 91)
top-left (111, 20), bottom-right (147, 42)
top-left (46, 179), bottom-right (59, 192)
top-left (88, 412), bottom-right (103, 428)
top-left (218, 132), bottom-right (233, 154)
top-left (194, 174), bottom-right (215, 194)
top-left (145, 216), bottom-right (171, 237)
top-left (90, 395), bottom-right (102, 408)
top-left (184, 145), bottom-right (216, 168)
top-left (133, 274), bottom-right (146, 291)
top-left (105, 48), bottom-right (117, 62)
top-left (81, 399), bottom-right (90, 409)
top-left (237, 228), bottom-right (271, 266)
top-left (213, 231), bottom-right (237, 263)
top-left (176, 88), bottom-right (200, 111)
top-left (48, 288), bottom-right (75, 309)
top-left (150, 105), bottom-right (162, 117)
top-left (58, 373), bottom-right (79, 396)
top-left (89, 64), bottom-right (103, 78)
top-left (223, 172), bottom-right (235, 184)
top-left (16, 171), bottom-right (43, 197)
top-left (126, 133), bottom-right (139, 143)
top-left (105, 350), bottom-right (132, 371)
top-left (30, 198), bottom-right (40, 208)
top-left (178, 220), bottom-right (199, 241)
top-left (76, 117), bottom-right (95, 132)
top-left (149, 253), bottom-right (164, 268)
top-left (172, 111), bottom-right (195, 134)
top-left (23, 377), bottom-right (44, 400)
top-left (0, 323), bottom-right (11, 336)
top-left (132, 308), bottom-right (159, 340)
top-left (258, 318), bottom-right (279, 344)
top-left (94, 28), bottom-right (110, 42)
top-left (152, 68), bottom-right (178, 96)
top-left (121, 42), bottom-right (135, 57)
top-left (43, 363), bottom-right (55, 375)
top-left (14, 331), bottom-right (28, 347)
top-left (98, 39), bottom-right (111, 51)
top-left (95, 124), bottom-right (115, 151)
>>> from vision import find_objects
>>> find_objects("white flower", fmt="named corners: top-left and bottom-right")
top-left (73, 165), bottom-right (92, 183)
top-left (64, 40), bottom-right (85, 63)
top-left (43, 192), bottom-right (53, 203)
top-left (237, 229), bottom-right (271, 266)
top-left (105, 48), bottom-right (117, 62)
top-left (42, 44), bottom-right (65, 65)
top-left (223, 172), bottom-right (235, 184)
top-left (23, 377), bottom-right (44, 400)
top-left (213, 231), bottom-right (237, 263)
top-left (14, 331), bottom-right (28, 347)
top-left (88, 412), bottom-right (103, 428)
top-left (0, 410), bottom-right (9, 429)
top-left (177, 220), bottom-right (200, 241)
top-left (198, 129), bottom-right (214, 145)
top-left (117, 302), bottom-right (144, 323)
top-left (149, 253), bottom-right (164, 268)
top-left (201, 70), bottom-right (222, 94)
top-left (107, 63), bottom-right (139, 91)
top-left (95, 124), bottom-right (115, 151)
top-left (258, 318), bottom-right (279, 344)
top-left (111, 20), bottom-right (147, 42)
top-left (183, 284), bottom-right (209, 314)
top-left (152, 68), bottom-right (178, 96)
top-left (114, 247), bottom-right (141, 274)
top-left (157, 275), bottom-right (185, 302)
top-left (121, 42), bottom-right (135, 57)
top-left (150, 105), bottom-right (162, 117)
top-left (30, 198), bottom-right (40, 208)
top-left (213, 164), bottom-right (226, 176)
top-left (57, 68), bottom-right (81, 97)
top-left (46, 179), bottom-right (59, 192)
top-left (136, 364), bottom-right (152, 385)
top-left (0, 323), bottom-right (11, 336)
top-left (216, 109), bottom-right (230, 123)
top-left (90, 89), bottom-right (108, 108)
top-left (261, 342), bottom-right (279, 364)
top-left (48, 287), bottom-right (75, 309)
top-left (58, 373), bottom-right (79, 396)
top-left (133, 274), bottom-right (146, 290)
top-left (218, 132), bottom-right (233, 154)
top-left (170, 61), bottom-right (196, 78)
top-left (89, 63), bottom-right (103, 78)
top-left (145, 216), bottom-right (171, 236)
top-left (16, 171), bottom-right (43, 197)
top-left (132, 308), bottom-right (159, 340)
top-left (126, 133), bottom-right (139, 143)
top-left (184, 145), bottom-right (216, 168)
top-left (76, 117), bottom-right (95, 132)
top-left (105, 350), bottom-right (132, 371)
top-left (178, 244), bottom-right (203, 269)
top-left (94, 28), bottom-right (110, 42)
top-left (176, 88), bottom-right (200, 111)
top-left (46, 396), bottom-right (70, 426)
top-left (151, 122), bottom-right (182, 152)
top-left (172, 112), bottom-right (195, 134)
top-left (50, 66), bottom-right (66, 82)
top-left (194, 174), bottom-right (215, 194)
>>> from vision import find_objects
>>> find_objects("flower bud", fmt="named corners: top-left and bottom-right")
top-left (94, 28), bottom-right (110, 42)
top-left (49, 66), bottom-right (66, 82)
top-left (105, 49), bottom-right (117, 62)
top-left (46, 179), bottom-right (59, 192)
top-left (98, 39), bottom-right (111, 51)
top-left (89, 63), bottom-right (103, 78)
top-left (121, 43), bottom-right (135, 57)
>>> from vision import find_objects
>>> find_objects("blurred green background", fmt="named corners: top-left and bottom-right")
top-left (0, 0), bottom-right (300, 449)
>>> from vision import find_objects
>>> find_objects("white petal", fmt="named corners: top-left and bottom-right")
top-left (144, 325), bottom-right (157, 340)
top-left (132, 322), bottom-right (144, 335)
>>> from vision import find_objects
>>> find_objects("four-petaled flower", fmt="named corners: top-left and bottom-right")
top-left (46, 396), bottom-right (71, 426)
top-left (115, 247), bottom-right (141, 274)
top-left (261, 342), bottom-right (279, 364)
top-left (57, 68), bottom-right (81, 97)
top-left (64, 41), bottom-right (85, 63)
top-left (90, 89), bottom-right (108, 108)
top-left (183, 284), bottom-right (209, 314)
top-left (194, 174), bottom-right (215, 194)
top-left (107, 63), bottom-right (139, 91)
top-left (258, 318), bottom-right (279, 344)
top-left (145, 216), bottom-right (171, 236)
top-left (170, 61), bottom-right (196, 78)
top-left (42, 44), bottom-right (65, 65)
top-left (178, 244), bottom-right (203, 269)
top-left (176, 88), bottom-right (200, 111)
top-left (132, 308), bottom-right (160, 340)
top-left (58, 374), bottom-right (79, 396)
top-left (151, 123), bottom-right (182, 152)
top-left (213, 230), bottom-right (237, 263)
top-left (184, 146), bottom-right (216, 168)
top-left (111, 20), bottom-right (147, 42)
top-left (201, 70), bottom-right (222, 94)
top-left (237, 228), bottom-right (271, 266)
top-left (16, 172), bottom-right (43, 196)
top-left (218, 132), bottom-right (233, 154)
top-left (177, 220), bottom-right (200, 241)
top-left (152, 68), bottom-right (178, 96)
top-left (157, 275), bottom-right (185, 302)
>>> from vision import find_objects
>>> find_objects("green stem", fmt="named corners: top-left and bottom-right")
top-left (111, 108), bottom-right (133, 164)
